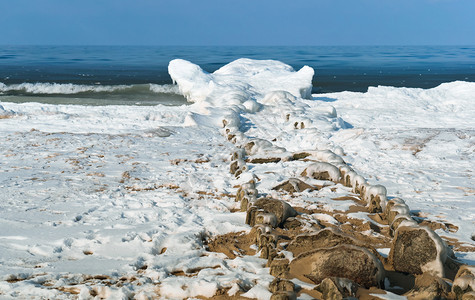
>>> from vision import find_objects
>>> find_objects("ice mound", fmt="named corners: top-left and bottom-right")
top-left (168, 58), bottom-right (314, 107)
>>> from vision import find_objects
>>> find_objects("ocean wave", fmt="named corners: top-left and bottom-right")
top-left (0, 82), bottom-right (182, 96)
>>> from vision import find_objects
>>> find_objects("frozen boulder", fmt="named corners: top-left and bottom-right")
top-left (316, 277), bottom-right (359, 300)
top-left (272, 178), bottom-right (316, 193)
top-left (390, 214), bottom-right (418, 236)
top-left (301, 162), bottom-right (341, 182)
top-left (365, 184), bottom-right (387, 213)
top-left (168, 58), bottom-right (314, 106)
top-left (289, 244), bottom-right (385, 288)
top-left (247, 198), bottom-right (297, 227)
top-left (389, 226), bottom-right (449, 277)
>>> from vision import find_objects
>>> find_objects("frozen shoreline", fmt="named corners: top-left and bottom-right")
top-left (0, 59), bottom-right (474, 299)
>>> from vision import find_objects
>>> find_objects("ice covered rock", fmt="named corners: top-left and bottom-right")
top-left (307, 150), bottom-right (345, 165)
top-left (229, 158), bottom-right (247, 177)
top-left (389, 226), bottom-right (449, 277)
top-left (390, 214), bottom-right (417, 236)
top-left (247, 198), bottom-right (297, 227)
top-left (316, 277), bottom-right (359, 300)
top-left (244, 139), bottom-right (287, 156)
top-left (289, 244), bottom-right (384, 288)
top-left (351, 174), bottom-right (367, 195)
top-left (384, 198), bottom-right (408, 222)
top-left (301, 162), bottom-right (341, 182)
top-left (339, 165), bottom-right (355, 187)
top-left (453, 265), bottom-right (475, 299)
top-left (364, 184), bottom-right (387, 213)
top-left (0, 104), bottom-right (14, 118)
top-left (272, 178), bottom-right (316, 193)
top-left (168, 58), bottom-right (314, 106)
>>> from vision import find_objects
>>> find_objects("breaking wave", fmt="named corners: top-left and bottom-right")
top-left (0, 82), bottom-right (181, 96)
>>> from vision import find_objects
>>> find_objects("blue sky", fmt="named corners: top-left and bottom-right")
top-left (1, 0), bottom-right (474, 45)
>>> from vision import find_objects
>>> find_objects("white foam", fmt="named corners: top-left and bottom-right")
top-left (0, 82), bottom-right (130, 94)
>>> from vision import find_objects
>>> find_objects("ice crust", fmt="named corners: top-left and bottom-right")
top-left (0, 58), bottom-right (474, 298)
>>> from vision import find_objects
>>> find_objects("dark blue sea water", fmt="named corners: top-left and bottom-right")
top-left (0, 45), bottom-right (474, 104)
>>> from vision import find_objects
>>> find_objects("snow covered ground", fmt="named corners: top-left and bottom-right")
top-left (0, 59), bottom-right (473, 299)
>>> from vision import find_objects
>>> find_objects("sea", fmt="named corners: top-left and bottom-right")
top-left (0, 45), bottom-right (474, 106)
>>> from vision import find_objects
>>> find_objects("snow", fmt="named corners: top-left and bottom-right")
top-left (0, 58), bottom-right (474, 298)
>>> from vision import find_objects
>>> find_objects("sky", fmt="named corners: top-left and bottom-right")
top-left (1, 0), bottom-right (475, 46)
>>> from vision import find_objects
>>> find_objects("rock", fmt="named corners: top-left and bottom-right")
top-left (462, 292), bottom-right (475, 300)
top-left (282, 217), bottom-right (303, 230)
top-left (270, 291), bottom-right (296, 300)
top-left (272, 178), bottom-right (316, 193)
top-left (257, 233), bottom-right (276, 250)
top-left (249, 157), bottom-right (282, 164)
top-left (339, 165), bottom-right (354, 187)
top-left (453, 265), bottom-right (475, 300)
top-left (389, 226), bottom-right (449, 277)
top-left (286, 227), bottom-right (361, 257)
top-left (291, 152), bottom-right (311, 160)
top-left (351, 174), bottom-right (367, 195)
top-left (301, 162), bottom-right (341, 182)
top-left (245, 206), bottom-right (263, 227)
top-left (289, 244), bottom-right (384, 288)
top-left (240, 194), bottom-right (256, 212)
top-left (316, 277), bottom-right (359, 300)
top-left (250, 198), bottom-right (297, 227)
top-left (255, 212), bottom-right (278, 228)
top-left (269, 278), bottom-right (295, 293)
top-left (384, 198), bottom-right (406, 221)
top-left (405, 272), bottom-right (451, 300)
top-left (365, 184), bottom-right (387, 213)
top-left (390, 215), bottom-right (417, 236)
top-left (387, 203), bottom-right (411, 224)
top-left (230, 158), bottom-right (247, 177)
top-left (270, 258), bottom-right (290, 278)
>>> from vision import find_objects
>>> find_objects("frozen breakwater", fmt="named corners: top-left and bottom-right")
top-left (0, 58), bottom-right (474, 299)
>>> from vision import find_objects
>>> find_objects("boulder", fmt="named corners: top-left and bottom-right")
top-left (272, 178), bottom-right (316, 193)
top-left (289, 244), bottom-right (384, 288)
top-left (301, 162), bottom-right (341, 182)
top-left (270, 291), bottom-right (296, 300)
top-left (270, 258), bottom-right (290, 278)
top-left (390, 215), bottom-right (417, 236)
top-left (365, 184), bottom-right (387, 213)
top-left (404, 272), bottom-right (451, 300)
top-left (384, 198), bottom-right (406, 220)
top-left (389, 226), bottom-right (448, 277)
top-left (286, 227), bottom-right (361, 257)
top-left (462, 292), bottom-right (475, 300)
top-left (338, 165), bottom-right (354, 187)
top-left (453, 265), bottom-right (475, 300)
top-left (269, 278), bottom-right (295, 293)
top-left (316, 277), bottom-right (359, 300)
top-left (248, 198), bottom-right (297, 227)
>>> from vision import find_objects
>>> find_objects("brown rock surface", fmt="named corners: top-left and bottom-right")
top-left (389, 226), bottom-right (448, 277)
top-left (286, 227), bottom-right (361, 257)
top-left (316, 277), bottom-right (359, 300)
top-left (289, 244), bottom-right (384, 288)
